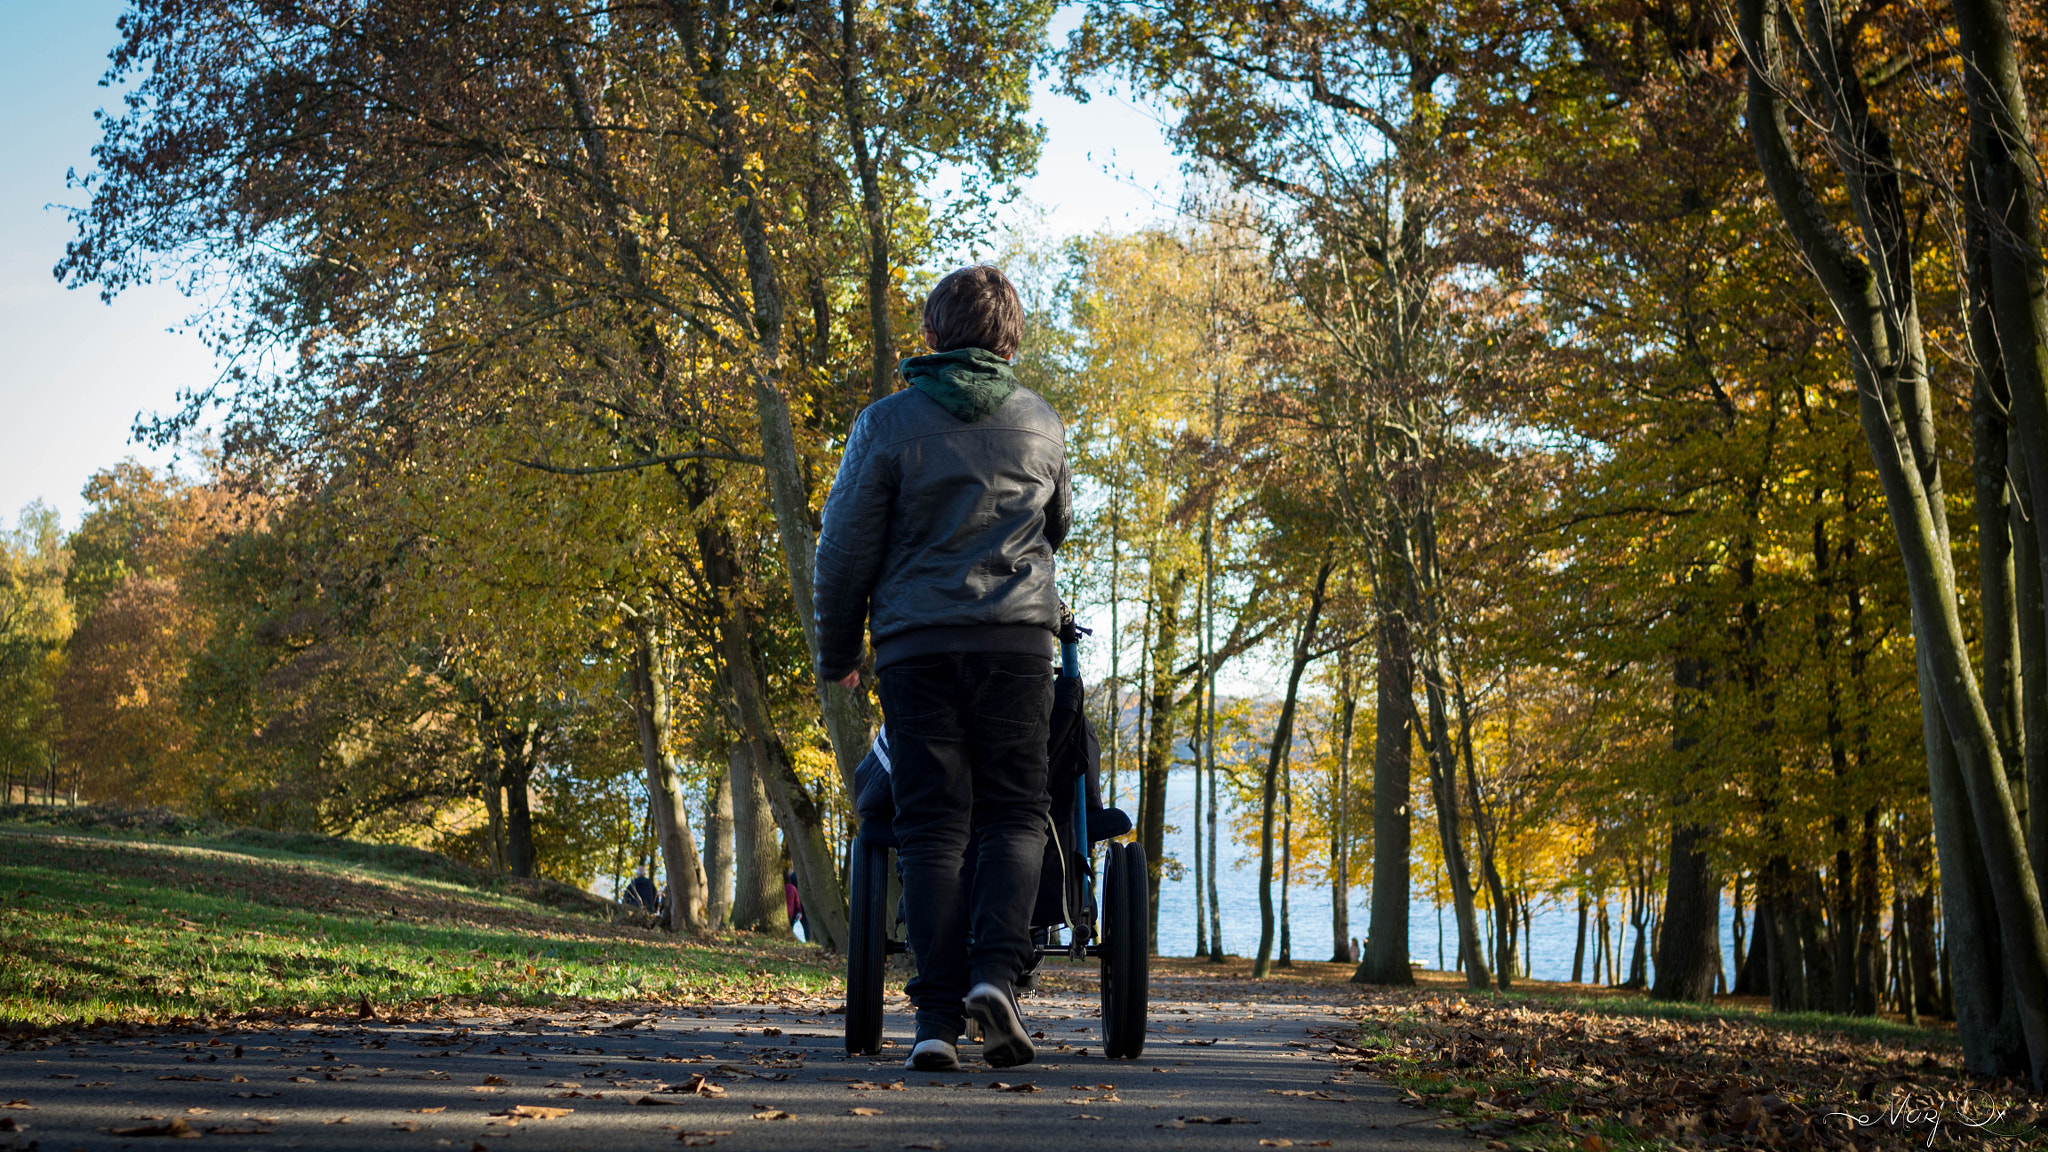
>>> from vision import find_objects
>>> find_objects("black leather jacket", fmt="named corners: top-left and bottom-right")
top-left (813, 384), bottom-right (1071, 682)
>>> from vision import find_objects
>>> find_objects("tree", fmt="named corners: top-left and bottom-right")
top-left (0, 503), bottom-right (71, 805)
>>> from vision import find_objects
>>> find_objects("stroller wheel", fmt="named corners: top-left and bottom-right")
top-left (1100, 841), bottom-right (1150, 1058)
top-left (845, 839), bottom-right (890, 1055)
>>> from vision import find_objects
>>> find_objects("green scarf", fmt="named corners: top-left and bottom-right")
top-left (898, 347), bottom-right (1018, 422)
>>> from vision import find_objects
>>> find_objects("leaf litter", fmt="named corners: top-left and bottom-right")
top-left (1343, 988), bottom-right (2042, 1151)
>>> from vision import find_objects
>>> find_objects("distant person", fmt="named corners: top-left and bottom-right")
top-left (813, 264), bottom-right (1071, 1072)
top-left (785, 869), bottom-right (810, 942)
top-left (1349, 936), bottom-right (1361, 963)
top-left (623, 873), bottom-right (658, 912)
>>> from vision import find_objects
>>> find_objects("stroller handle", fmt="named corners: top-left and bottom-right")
top-left (1057, 604), bottom-right (1088, 679)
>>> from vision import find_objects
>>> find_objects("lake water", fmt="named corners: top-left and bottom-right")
top-left (1124, 768), bottom-right (1741, 984)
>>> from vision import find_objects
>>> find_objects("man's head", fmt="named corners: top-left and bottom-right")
top-left (922, 264), bottom-right (1023, 359)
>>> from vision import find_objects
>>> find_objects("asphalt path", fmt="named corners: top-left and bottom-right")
top-left (0, 966), bottom-right (1479, 1152)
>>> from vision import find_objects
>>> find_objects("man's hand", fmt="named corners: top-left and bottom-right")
top-left (832, 670), bottom-right (861, 689)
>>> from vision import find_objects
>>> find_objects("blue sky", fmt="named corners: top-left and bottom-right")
top-left (0, 4), bottom-right (1183, 529)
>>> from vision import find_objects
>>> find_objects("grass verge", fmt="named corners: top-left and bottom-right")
top-left (0, 825), bottom-right (834, 1029)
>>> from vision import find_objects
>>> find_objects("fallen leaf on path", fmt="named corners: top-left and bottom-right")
top-left (1268, 1089), bottom-right (1349, 1101)
top-left (904, 1142), bottom-right (944, 1150)
top-left (472, 1086), bottom-right (498, 1093)
top-left (1070, 1113), bottom-right (1102, 1120)
top-left (846, 1079), bottom-right (905, 1091)
top-left (480, 1074), bottom-right (508, 1085)
top-left (497, 1105), bottom-right (572, 1119)
top-left (0, 1119), bottom-right (20, 1133)
top-left (109, 1118), bottom-right (200, 1138)
top-left (636, 1095), bottom-right (684, 1106)
top-left (750, 1109), bottom-right (792, 1120)
top-left (289, 1075), bottom-right (315, 1083)
top-left (847, 1106), bottom-right (882, 1116)
top-left (1155, 1119), bottom-right (1185, 1129)
top-left (1181, 1115), bottom-right (1257, 1124)
top-left (156, 1074), bottom-right (223, 1082)
top-left (228, 1092), bottom-right (279, 1099)
top-left (1, 1101), bottom-right (30, 1110)
top-left (410, 1106), bottom-right (446, 1113)
top-left (987, 1082), bottom-right (1040, 1092)
top-left (612, 1017), bottom-right (651, 1030)
top-left (325, 1115), bottom-right (351, 1124)
top-left (1260, 1142), bottom-right (1294, 1148)
top-left (390, 1121), bottom-right (419, 1132)
top-left (1179, 1037), bottom-right (1220, 1045)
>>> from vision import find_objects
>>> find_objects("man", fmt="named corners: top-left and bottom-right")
top-left (813, 264), bottom-right (1070, 1071)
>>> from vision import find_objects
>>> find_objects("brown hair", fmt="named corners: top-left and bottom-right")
top-left (922, 265), bottom-right (1024, 359)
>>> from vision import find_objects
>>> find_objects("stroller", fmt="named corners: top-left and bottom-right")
top-left (843, 614), bottom-right (1149, 1059)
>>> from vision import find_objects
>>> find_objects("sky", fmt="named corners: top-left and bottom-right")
top-left (0, 4), bottom-right (1186, 531)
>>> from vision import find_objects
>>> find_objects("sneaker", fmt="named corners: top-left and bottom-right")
top-left (905, 1038), bottom-right (960, 1072)
top-left (964, 981), bottom-right (1035, 1068)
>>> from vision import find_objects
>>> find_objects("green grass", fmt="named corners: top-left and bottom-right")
top-left (0, 825), bottom-right (834, 1028)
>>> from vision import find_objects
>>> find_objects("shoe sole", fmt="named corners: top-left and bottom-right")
top-left (908, 1051), bottom-right (960, 1072)
top-left (965, 987), bottom-right (1035, 1068)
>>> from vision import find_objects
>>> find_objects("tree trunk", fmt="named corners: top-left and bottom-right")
top-left (1596, 900), bottom-right (1612, 984)
top-left (835, 0), bottom-right (896, 405)
top-left (686, 501), bottom-right (847, 950)
top-left (1732, 876), bottom-right (1748, 977)
top-left (1655, 819), bottom-right (1721, 1002)
top-left (1207, 686), bottom-right (1224, 961)
top-left (1331, 661), bottom-right (1357, 964)
top-left (1969, 228), bottom-right (2026, 805)
top-left (1354, 606), bottom-right (1414, 985)
top-left (1255, 560), bottom-right (1332, 977)
top-left (502, 734), bottom-right (537, 879)
top-left (1278, 756), bottom-right (1293, 968)
top-left (705, 759), bottom-right (734, 928)
top-left (632, 624), bottom-right (710, 934)
top-left (1420, 670), bottom-right (1487, 987)
top-left (663, 0), bottom-right (874, 800)
top-left (1742, 0), bottom-right (2048, 1078)
top-left (1736, 904), bottom-right (1769, 997)
top-left (1625, 879), bottom-right (1649, 990)
top-left (1856, 806), bottom-right (1883, 1015)
top-left (477, 705), bottom-right (508, 875)
top-left (2016, 477), bottom-right (2048, 903)
top-left (1952, 0), bottom-right (2048, 848)
top-left (1919, 654), bottom-right (2020, 1069)
top-left (1453, 671), bottom-right (1514, 990)
top-left (1572, 890), bottom-right (1588, 983)
top-left (1139, 566), bottom-right (1188, 954)
top-left (1192, 689), bottom-right (1206, 958)
top-left (729, 741), bottom-right (791, 933)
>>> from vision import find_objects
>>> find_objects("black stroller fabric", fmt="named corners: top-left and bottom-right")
top-left (852, 663), bottom-right (1130, 930)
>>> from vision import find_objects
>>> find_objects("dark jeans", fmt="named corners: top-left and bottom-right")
top-left (879, 652), bottom-right (1052, 1042)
